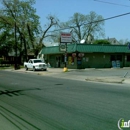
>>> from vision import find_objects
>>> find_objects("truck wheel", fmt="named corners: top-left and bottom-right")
top-left (44, 69), bottom-right (47, 71)
top-left (25, 66), bottom-right (28, 71)
top-left (33, 66), bottom-right (35, 71)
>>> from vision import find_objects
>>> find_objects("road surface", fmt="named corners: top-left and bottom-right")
top-left (0, 70), bottom-right (130, 130)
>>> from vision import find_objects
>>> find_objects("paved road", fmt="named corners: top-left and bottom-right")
top-left (0, 70), bottom-right (130, 130)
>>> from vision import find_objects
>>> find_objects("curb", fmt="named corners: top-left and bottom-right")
top-left (122, 79), bottom-right (130, 84)
top-left (85, 77), bottom-right (124, 84)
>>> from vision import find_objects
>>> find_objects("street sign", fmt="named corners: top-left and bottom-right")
top-left (59, 43), bottom-right (67, 52)
top-left (60, 32), bottom-right (72, 43)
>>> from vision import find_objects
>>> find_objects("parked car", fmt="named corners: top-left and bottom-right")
top-left (24, 59), bottom-right (47, 71)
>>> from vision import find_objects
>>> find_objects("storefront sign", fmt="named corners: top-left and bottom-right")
top-left (59, 43), bottom-right (67, 52)
top-left (60, 32), bottom-right (72, 43)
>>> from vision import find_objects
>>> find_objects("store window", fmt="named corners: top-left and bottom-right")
top-left (61, 55), bottom-right (64, 63)
top-left (116, 55), bottom-right (122, 61)
top-left (110, 55), bottom-right (122, 61)
top-left (110, 55), bottom-right (116, 61)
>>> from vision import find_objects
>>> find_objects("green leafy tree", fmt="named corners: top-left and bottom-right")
top-left (0, 0), bottom-right (40, 62)
top-left (0, 18), bottom-right (14, 56)
top-left (93, 39), bottom-right (110, 45)
top-left (0, 32), bottom-right (13, 57)
top-left (0, 0), bottom-right (60, 60)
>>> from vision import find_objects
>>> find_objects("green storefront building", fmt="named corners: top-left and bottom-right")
top-left (40, 44), bottom-right (130, 69)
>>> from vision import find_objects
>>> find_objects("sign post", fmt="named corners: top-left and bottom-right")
top-left (128, 42), bottom-right (130, 50)
top-left (60, 32), bottom-right (72, 72)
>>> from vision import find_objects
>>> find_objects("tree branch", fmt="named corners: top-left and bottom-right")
top-left (39, 16), bottom-right (57, 44)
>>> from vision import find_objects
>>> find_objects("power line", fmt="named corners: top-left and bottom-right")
top-left (94, 0), bottom-right (130, 7)
top-left (49, 12), bottom-right (130, 32)
top-left (85, 12), bottom-right (130, 25)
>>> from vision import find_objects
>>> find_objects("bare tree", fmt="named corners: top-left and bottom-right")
top-left (119, 39), bottom-right (130, 45)
top-left (61, 11), bottom-right (105, 43)
top-left (33, 15), bottom-right (59, 56)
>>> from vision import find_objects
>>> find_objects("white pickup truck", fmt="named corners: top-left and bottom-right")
top-left (24, 59), bottom-right (47, 71)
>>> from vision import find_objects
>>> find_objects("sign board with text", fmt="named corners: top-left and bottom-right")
top-left (60, 32), bottom-right (72, 43)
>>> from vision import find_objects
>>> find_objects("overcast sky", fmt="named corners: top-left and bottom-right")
top-left (33, 0), bottom-right (130, 41)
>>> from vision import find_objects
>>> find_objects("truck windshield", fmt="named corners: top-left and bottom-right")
top-left (33, 60), bottom-right (43, 63)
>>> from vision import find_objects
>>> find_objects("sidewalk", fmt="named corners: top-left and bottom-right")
top-left (48, 68), bottom-right (130, 84)
top-left (2, 67), bottom-right (130, 84)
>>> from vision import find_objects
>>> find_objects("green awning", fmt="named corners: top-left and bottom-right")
top-left (77, 44), bottom-right (130, 53)
top-left (40, 44), bottom-right (130, 54)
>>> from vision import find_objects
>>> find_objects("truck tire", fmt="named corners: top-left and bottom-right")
top-left (44, 69), bottom-right (47, 71)
top-left (33, 66), bottom-right (35, 71)
top-left (25, 66), bottom-right (28, 71)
